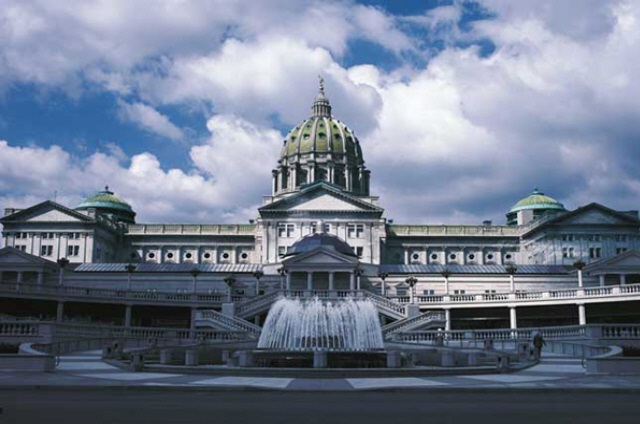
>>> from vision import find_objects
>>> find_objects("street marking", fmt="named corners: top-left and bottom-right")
top-left (463, 375), bottom-right (561, 383)
top-left (76, 372), bottom-right (182, 381)
top-left (347, 378), bottom-right (449, 389)
top-left (191, 377), bottom-right (293, 388)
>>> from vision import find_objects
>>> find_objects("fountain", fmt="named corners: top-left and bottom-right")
top-left (253, 296), bottom-right (386, 368)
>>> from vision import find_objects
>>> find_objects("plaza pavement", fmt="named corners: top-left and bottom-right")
top-left (1, 350), bottom-right (640, 391)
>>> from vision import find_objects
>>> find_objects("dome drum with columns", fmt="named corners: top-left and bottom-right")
top-left (273, 78), bottom-right (370, 198)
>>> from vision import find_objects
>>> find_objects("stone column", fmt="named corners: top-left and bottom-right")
top-left (620, 274), bottom-right (626, 285)
top-left (599, 275), bottom-right (605, 287)
top-left (307, 271), bottom-right (313, 291)
top-left (349, 272), bottom-right (355, 291)
top-left (124, 305), bottom-right (132, 327)
top-left (286, 272), bottom-right (292, 291)
top-left (509, 274), bottom-right (515, 293)
top-left (444, 276), bottom-right (450, 295)
top-left (328, 272), bottom-right (334, 291)
top-left (509, 306), bottom-right (517, 330)
top-left (56, 302), bottom-right (64, 323)
top-left (190, 308), bottom-right (197, 339)
top-left (577, 269), bottom-right (583, 288)
top-left (17, 271), bottom-right (23, 283)
top-left (271, 170), bottom-right (278, 195)
top-left (445, 308), bottom-right (451, 331)
top-left (37, 272), bottom-right (44, 285)
top-left (404, 249), bottom-right (409, 265)
top-left (578, 304), bottom-right (586, 326)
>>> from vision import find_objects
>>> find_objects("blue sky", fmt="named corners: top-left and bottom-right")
top-left (1, 0), bottom-right (640, 225)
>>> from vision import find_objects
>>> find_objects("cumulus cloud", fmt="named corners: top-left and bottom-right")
top-left (117, 100), bottom-right (184, 141)
top-left (2, 0), bottom-right (640, 228)
top-left (0, 113), bottom-right (283, 223)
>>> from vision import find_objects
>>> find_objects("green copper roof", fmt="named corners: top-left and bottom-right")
top-left (280, 116), bottom-right (362, 161)
top-left (509, 188), bottom-right (565, 213)
top-left (75, 187), bottom-right (136, 223)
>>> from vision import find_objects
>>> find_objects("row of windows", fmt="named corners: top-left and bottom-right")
top-left (142, 251), bottom-right (250, 261)
top-left (12, 232), bottom-right (84, 239)
top-left (407, 252), bottom-right (513, 263)
top-left (561, 234), bottom-right (630, 242)
top-left (276, 223), bottom-right (365, 238)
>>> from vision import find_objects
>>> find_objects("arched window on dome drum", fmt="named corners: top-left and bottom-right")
top-left (317, 167), bottom-right (328, 181)
top-left (297, 168), bottom-right (307, 186)
top-left (334, 168), bottom-right (344, 187)
top-left (281, 168), bottom-right (289, 190)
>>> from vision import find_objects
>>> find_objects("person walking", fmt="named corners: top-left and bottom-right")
top-left (533, 332), bottom-right (546, 359)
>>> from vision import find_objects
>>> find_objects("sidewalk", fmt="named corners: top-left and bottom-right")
top-left (2, 350), bottom-right (640, 391)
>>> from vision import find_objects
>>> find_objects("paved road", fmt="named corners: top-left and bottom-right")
top-left (1, 390), bottom-right (639, 424)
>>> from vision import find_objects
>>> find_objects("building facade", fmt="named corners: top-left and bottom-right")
top-left (2, 82), bottom-right (640, 330)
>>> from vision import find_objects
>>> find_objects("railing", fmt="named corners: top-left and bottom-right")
top-left (0, 321), bottom-right (40, 337)
top-left (388, 224), bottom-right (519, 237)
top-left (4, 280), bottom-right (640, 311)
top-left (0, 281), bottom-right (246, 306)
top-left (127, 223), bottom-right (256, 235)
top-left (382, 311), bottom-right (446, 336)
top-left (194, 310), bottom-right (261, 334)
top-left (362, 291), bottom-right (406, 318)
top-left (235, 291), bottom-right (281, 318)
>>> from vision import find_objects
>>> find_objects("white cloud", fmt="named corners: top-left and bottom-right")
top-left (0, 114), bottom-right (284, 223)
top-left (117, 101), bottom-right (184, 141)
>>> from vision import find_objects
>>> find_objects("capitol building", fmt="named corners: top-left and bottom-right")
top-left (2, 82), bottom-right (640, 332)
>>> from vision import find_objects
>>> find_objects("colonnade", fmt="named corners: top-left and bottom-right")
top-left (283, 270), bottom-right (361, 291)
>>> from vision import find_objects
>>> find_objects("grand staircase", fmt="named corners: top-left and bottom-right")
top-left (193, 309), bottom-right (262, 338)
top-left (361, 291), bottom-right (406, 320)
top-left (235, 291), bottom-right (282, 319)
top-left (381, 310), bottom-right (446, 338)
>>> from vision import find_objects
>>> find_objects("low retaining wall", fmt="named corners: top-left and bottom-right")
top-left (0, 343), bottom-right (56, 372)
top-left (586, 346), bottom-right (640, 375)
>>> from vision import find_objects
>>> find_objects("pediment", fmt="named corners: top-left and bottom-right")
top-left (260, 182), bottom-right (383, 215)
top-left (554, 204), bottom-right (638, 226)
top-left (0, 247), bottom-right (52, 265)
top-left (1, 201), bottom-right (92, 223)
top-left (283, 248), bottom-right (359, 266)
top-left (585, 250), bottom-right (640, 272)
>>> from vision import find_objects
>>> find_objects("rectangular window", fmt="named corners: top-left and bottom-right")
top-left (278, 224), bottom-right (295, 238)
top-left (589, 247), bottom-right (602, 259)
top-left (616, 235), bottom-right (628, 242)
top-left (422, 289), bottom-right (435, 296)
top-left (355, 247), bottom-right (363, 258)
top-left (396, 289), bottom-right (407, 296)
top-left (15, 245), bottom-right (27, 252)
top-left (278, 246), bottom-right (287, 257)
top-left (616, 247), bottom-right (628, 254)
top-left (454, 290), bottom-right (466, 295)
top-left (347, 224), bottom-right (364, 238)
top-left (309, 222), bottom-right (330, 234)
top-left (41, 245), bottom-right (53, 256)
top-left (484, 290), bottom-right (497, 294)
top-left (562, 234), bottom-right (574, 241)
top-left (562, 247), bottom-right (575, 258)
top-left (67, 245), bottom-right (80, 256)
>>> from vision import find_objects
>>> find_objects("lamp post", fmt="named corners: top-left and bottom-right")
top-left (277, 267), bottom-right (287, 291)
top-left (573, 259), bottom-right (586, 288)
top-left (253, 270), bottom-right (264, 296)
top-left (190, 268), bottom-right (200, 293)
top-left (354, 265), bottom-right (363, 291)
top-left (505, 264), bottom-right (517, 293)
top-left (57, 257), bottom-right (70, 287)
top-left (224, 275), bottom-right (236, 302)
top-left (378, 272), bottom-right (389, 297)
top-left (124, 263), bottom-right (136, 291)
top-left (441, 269), bottom-right (451, 295)
top-left (405, 276), bottom-right (417, 304)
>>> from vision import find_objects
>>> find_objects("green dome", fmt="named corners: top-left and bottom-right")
top-left (280, 116), bottom-right (363, 161)
top-left (509, 188), bottom-right (565, 213)
top-left (75, 186), bottom-right (136, 223)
